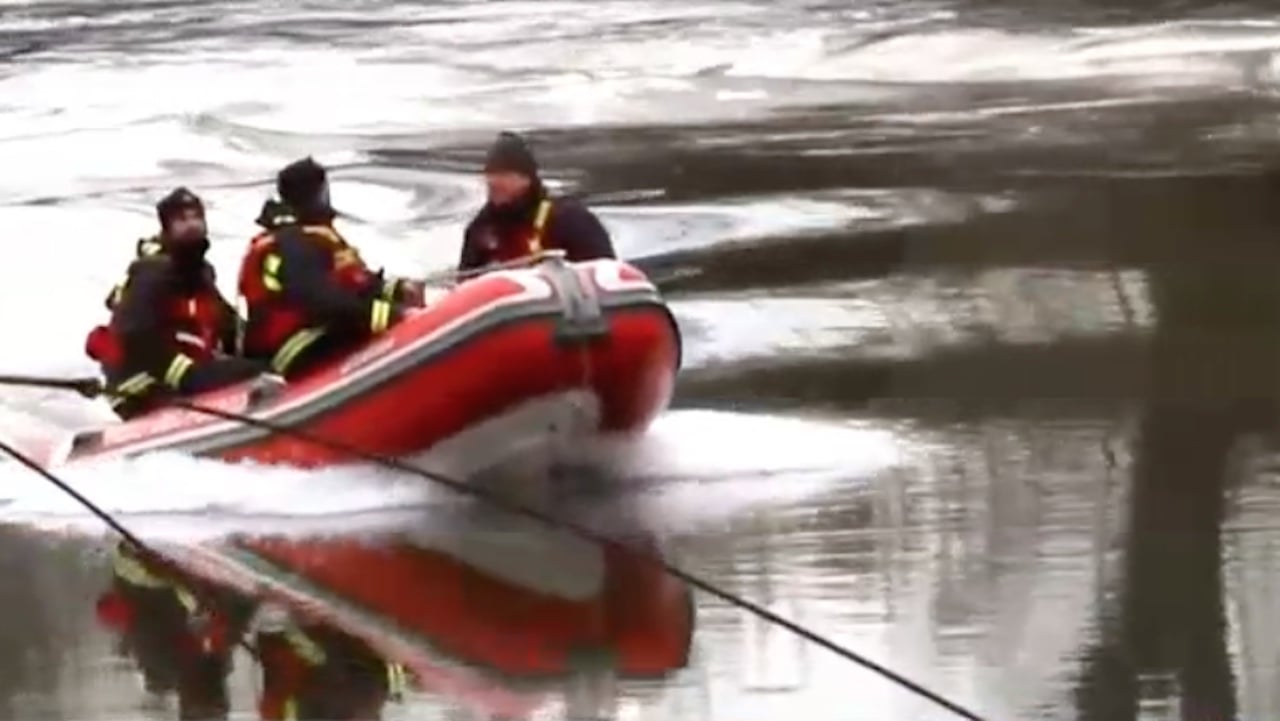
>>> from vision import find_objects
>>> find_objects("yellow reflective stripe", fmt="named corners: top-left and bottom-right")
top-left (110, 373), bottom-right (156, 408)
top-left (386, 662), bottom-right (407, 700)
top-left (262, 252), bottom-right (283, 292)
top-left (116, 372), bottom-right (155, 395)
top-left (271, 328), bottom-right (324, 375)
top-left (380, 278), bottom-right (399, 301)
top-left (174, 587), bottom-right (197, 613)
top-left (282, 697), bottom-right (298, 720)
top-left (283, 628), bottom-right (326, 665)
top-left (112, 549), bottom-right (205, 636)
top-left (104, 238), bottom-right (162, 311)
top-left (163, 354), bottom-right (194, 388)
top-left (110, 373), bottom-right (156, 409)
top-left (112, 548), bottom-right (168, 588)
top-left (370, 299), bottom-right (392, 333)
top-left (529, 199), bottom-right (551, 254)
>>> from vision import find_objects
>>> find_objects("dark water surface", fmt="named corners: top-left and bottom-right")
top-left (3, 1), bottom-right (1280, 719)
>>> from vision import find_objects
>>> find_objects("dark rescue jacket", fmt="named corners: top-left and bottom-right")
top-left (237, 203), bottom-right (407, 378)
top-left (84, 238), bottom-right (241, 416)
top-left (256, 621), bottom-right (405, 721)
top-left (458, 187), bottom-right (616, 274)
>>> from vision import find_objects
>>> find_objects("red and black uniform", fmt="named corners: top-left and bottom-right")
top-left (458, 131), bottom-right (616, 273)
top-left (94, 542), bottom-right (253, 720)
top-left (253, 607), bottom-right (403, 720)
top-left (84, 188), bottom-right (266, 419)
top-left (238, 160), bottom-right (414, 380)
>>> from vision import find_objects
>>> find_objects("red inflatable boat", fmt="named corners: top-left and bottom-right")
top-left (101, 528), bottom-right (694, 719)
top-left (32, 254), bottom-right (680, 471)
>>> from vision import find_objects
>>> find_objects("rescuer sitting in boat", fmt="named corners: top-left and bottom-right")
top-left (238, 157), bottom-right (424, 380)
top-left (84, 188), bottom-right (268, 419)
top-left (458, 131), bottom-right (617, 274)
top-left (250, 601), bottom-right (405, 720)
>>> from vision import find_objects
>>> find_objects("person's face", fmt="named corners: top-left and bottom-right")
top-left (485, 170), bottom-right (531, 206)
top-left (315, 179), bottom-right (331, 209)
top-left (166, 207), bottom-right (207, 243)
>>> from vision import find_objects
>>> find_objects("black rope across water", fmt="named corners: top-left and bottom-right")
top-left (0, 373), bottom-right (990, 721)
top-left (0, 432), bottom-right (260, 659)
top-left (0, 435), bottom-right (151, 552)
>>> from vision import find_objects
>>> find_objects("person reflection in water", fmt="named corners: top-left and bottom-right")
top-left (94, 545), bottom-right (405, 721)
top-left (250, 601), bottom-right (404, 721)
top-left (95, 542), bottom-right (252, 720)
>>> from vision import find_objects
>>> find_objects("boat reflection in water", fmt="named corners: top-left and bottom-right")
top-left (93, 509), bottom-right (695, 720)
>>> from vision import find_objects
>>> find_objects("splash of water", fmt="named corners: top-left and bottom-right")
top-left (0, 409), bottom-right (903, 542)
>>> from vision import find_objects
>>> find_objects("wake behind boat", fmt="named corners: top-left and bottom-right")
top-left (25, 253), bottom-right (681, 475)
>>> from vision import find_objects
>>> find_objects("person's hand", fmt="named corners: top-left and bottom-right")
top-left (398, 278), bottom-right (426, 307)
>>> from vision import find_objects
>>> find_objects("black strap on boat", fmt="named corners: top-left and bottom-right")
top-left (0, 373), bottom-right (989, 721)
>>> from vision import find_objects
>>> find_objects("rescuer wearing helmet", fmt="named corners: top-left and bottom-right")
top-left (237, 157), bottom-right (423, 380)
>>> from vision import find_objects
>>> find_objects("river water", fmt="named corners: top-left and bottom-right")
top-left (3, 1), bottom-right (1280, 720)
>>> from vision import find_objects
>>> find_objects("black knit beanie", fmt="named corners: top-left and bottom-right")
top-left (483, 131), bottom-right (538, 177)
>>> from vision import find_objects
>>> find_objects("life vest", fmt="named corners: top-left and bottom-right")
top-left (84, 240), bottom-right (227, 371)
top-left (103, 237), bottom-right (163, 309)
top-left (237, 221), bottom-right (379, 374)
top-left (481, 198), bottom-right (552, 266)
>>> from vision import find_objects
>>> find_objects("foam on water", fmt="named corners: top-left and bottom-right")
top-left (0, 452), bottom-right (441, 536)
top-left (588, 409), bottom-right (903, 480)
top-left (0, 409), bottom-right (897, 541)
top-left (573, 410), bottom-right (908, 536)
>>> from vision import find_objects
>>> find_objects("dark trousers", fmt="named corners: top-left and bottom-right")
top-left (278, 330), bottom-right (369, 382)
top-left (109, 357), bottom-right (266, 420)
